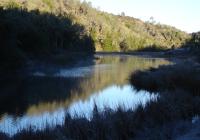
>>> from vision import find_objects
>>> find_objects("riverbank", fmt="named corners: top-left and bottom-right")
top-left (0, 52), bottom-right (198, 140)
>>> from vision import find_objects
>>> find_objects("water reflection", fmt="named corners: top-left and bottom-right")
top-left (0, 54), bottom-right (170, 136)
top-left (68, 85), bottom-right (158, 119)
top-left (0, 85), bottom-right (157, 136)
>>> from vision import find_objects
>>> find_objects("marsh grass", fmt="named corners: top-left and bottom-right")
top-left (130, 62), bottom-right (200, 94)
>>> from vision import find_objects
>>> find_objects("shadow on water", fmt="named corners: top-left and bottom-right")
top-left (0, 54), bottom-right (171, 135)
top-left (0, 5), bottom-right (96, 117)
top-left (0, 76), bottom-right (82, 115)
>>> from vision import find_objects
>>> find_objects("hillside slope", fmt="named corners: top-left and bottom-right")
top-left (0, 0), bottom-right (190, 52)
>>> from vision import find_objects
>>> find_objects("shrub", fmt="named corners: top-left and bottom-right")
top-left (102, 33), bottom-right (114, 51)
top-left (119, 39), bottom-right (129, 52)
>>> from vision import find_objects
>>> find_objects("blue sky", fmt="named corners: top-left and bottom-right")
top-left (83, 0), bottom-right (200, 33)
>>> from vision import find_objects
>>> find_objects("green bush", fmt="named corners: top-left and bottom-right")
top-left (119, 39), bottom-right (129, 52)
top-left (102, 33), bottom-right (114, 51)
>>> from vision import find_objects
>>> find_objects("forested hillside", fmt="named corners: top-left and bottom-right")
top-left (0, 0), bottom-right (190, 52)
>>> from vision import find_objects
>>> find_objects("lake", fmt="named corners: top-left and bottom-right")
top-left (0, 54), bottom-right (170, 136)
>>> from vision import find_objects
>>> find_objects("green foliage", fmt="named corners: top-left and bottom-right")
top-left (90, 27), bottom-right (98, 43)
top-left (5, 0), bottom-right (20, 9)
top-left (0, 0), bottom-right (190, 54)
top-left (119, 40), bottom-right (128, 52)
top-left (42, 0), bottom-right (54, 10)
top-left (102, 33), bottom-right (114, 51)
top-left (121, 36), bottom-right (147, 51)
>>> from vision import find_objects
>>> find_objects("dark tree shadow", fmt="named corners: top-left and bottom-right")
top-left (181, 32), bottom-right (200, 59)
top-left (0, 7), bottom-right (95, 73)
top-left (0, 76), bottom-right (82, 116)
top-left (135, 44), bottom-right (167, 52)
top-left (0, 7), bottom-right (96, 116)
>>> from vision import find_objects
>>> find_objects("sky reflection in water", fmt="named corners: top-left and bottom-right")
top-left (0, 85), bottom-right (157, 136)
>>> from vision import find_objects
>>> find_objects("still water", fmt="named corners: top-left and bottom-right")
top-left (0, 54), bottom-right (170, 136)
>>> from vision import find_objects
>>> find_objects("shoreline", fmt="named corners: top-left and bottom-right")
top-left (1, 52), bottom-right (200, 140)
